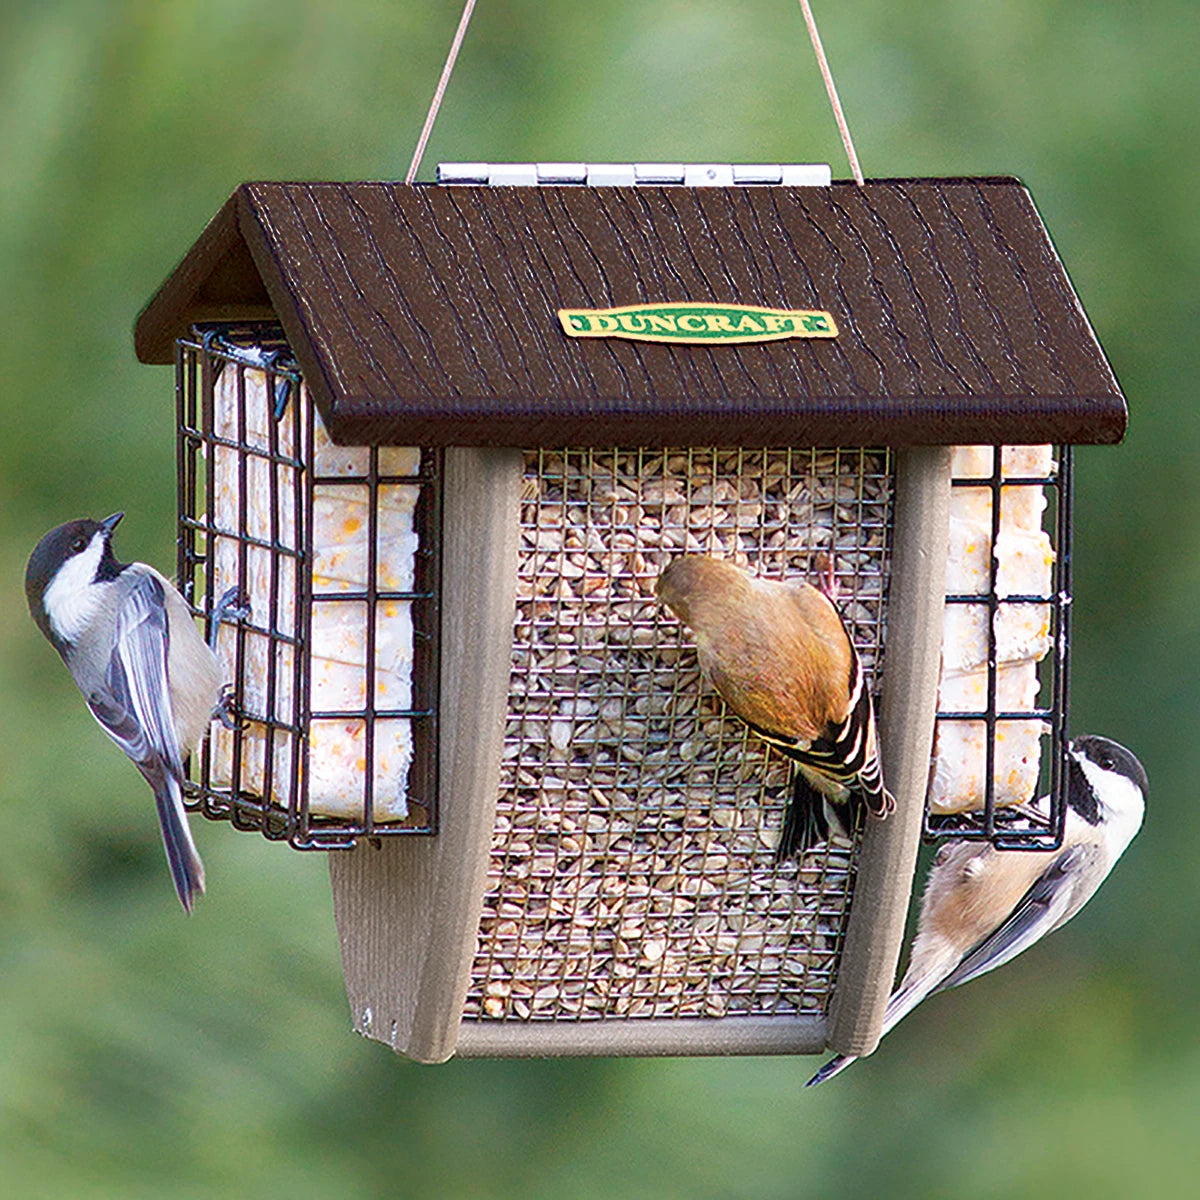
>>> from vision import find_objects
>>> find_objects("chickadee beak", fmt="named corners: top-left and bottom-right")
top-left (100, 511), bottom-right (125, 535)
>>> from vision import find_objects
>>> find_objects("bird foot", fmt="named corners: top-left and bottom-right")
top-left (208, 586), bottom-right (252, 650)
top-left (213, 684), bottom-right (244, 730)
top-left (812, 551), bottom-right (839, 603)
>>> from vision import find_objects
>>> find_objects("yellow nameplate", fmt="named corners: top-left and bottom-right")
top-left (558, 302), bottom-right (837, 345)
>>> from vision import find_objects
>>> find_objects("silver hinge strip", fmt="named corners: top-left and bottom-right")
top-left (435, 162), bottom-right (832, 187)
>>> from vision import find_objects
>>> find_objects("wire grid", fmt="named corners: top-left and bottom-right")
top-left (926, 446), bottom-right (1072, 850)
top-left (463, 447), bottom-right (894, 1023)
top-left (175, 324), bottom-right (441, 847)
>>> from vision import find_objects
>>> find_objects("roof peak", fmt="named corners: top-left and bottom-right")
top-left (135, 178), bottom-right (1125, 447)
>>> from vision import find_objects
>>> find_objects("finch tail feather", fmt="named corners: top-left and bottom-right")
top-left (777, 771), bottom-right (846, 861)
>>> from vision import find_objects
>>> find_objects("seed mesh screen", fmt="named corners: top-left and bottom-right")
top-left (462, 447), bottom-right (893, 1023)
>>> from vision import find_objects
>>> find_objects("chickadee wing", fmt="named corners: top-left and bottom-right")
top-left (85, 572), bottom-right (205, 911)
top-left (934, 844), bottom-right (1090, 994)
top-left (85, 572), bottom-right (183, 776)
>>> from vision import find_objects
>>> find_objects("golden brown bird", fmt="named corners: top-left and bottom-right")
top-left (656, 554), bottom-right (893, 858)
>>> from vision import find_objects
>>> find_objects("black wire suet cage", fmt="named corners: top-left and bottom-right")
top-left (176, 323), bottom-right (442, 847)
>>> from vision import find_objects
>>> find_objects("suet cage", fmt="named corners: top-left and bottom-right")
top-left (176, 326), bottom-right (442, 845)
top-left (135, 168), bottom-right (1125, 1063)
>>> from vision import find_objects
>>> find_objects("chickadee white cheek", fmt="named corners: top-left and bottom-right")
top-left (1076, 755), bottom-right (1145, 844)
top-left (43, 535), bottom-right (110, 644)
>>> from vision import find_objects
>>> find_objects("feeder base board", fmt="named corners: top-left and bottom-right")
top-left (452, 1015), bottom-right (827, 1059)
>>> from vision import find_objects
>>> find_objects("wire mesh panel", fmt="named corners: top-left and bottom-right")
top-left (462, 448), bottom-right (894, 1025)
top-left (927, 445), bottom-right (1072, 849)
top-left (176, 324), bottom-right (441, 847)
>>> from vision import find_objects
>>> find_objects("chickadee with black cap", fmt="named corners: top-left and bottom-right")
top-left (656, 553), bottom-right (893, 859)
top-left (25, 513), bottom-right (225, 911)
top-left (806, 734), bottom-right (1147, 1086)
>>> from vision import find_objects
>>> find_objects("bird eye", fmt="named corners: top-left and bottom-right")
top-left (71, 537), bottom-right (86, 552)
top-left (1099, 753), bottom-right (1115, 769)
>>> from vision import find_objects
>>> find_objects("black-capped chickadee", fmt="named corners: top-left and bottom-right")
top-left (25, 513), bottom-right (224, 911)
top-left (806, 734), bottom-right (1147, 1086)
top-left (656, 554), bottom-right (893, 859)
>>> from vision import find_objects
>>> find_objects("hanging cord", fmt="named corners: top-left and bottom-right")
top-left (405, 0), bottom-right (479, 184)
top-left (798, 0), bottom-right (864, 185)
top-left (405, 0), bottom-right (863, 186)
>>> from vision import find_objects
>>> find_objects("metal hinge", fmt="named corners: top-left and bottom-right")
top-left (435, 163), bottom-right (832, 187)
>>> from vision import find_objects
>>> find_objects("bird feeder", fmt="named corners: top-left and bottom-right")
top-left (134, 167), bottom-right (1125, 1063)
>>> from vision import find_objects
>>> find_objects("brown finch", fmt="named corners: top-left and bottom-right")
top-left (656, 554), bottom-right (893, 859)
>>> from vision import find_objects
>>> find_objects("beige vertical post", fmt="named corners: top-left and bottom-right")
top-left (329, 447), bottom-right (523, 1063)
top-left (827, 445), bottom-right (951, 1056)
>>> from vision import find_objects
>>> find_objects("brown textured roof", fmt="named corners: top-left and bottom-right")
top-left (135, 178), bottom-right (1126, 446)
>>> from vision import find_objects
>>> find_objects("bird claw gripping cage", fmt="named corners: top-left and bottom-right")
top-left (137, 170), bottom-right (1125, 1062)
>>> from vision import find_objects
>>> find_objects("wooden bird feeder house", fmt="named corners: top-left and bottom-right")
top-left (134, 166), bottom-right (1125, 1063)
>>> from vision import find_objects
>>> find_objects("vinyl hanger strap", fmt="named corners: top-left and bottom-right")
top-left (405, 0), bottom-right (864, 185)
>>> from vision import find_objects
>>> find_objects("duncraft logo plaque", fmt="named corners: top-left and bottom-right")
top-left (557, 302), bottom-right (838, 345)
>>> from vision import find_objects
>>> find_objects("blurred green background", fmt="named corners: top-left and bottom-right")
top-left (2, 1), bottom-right (1196, 1195)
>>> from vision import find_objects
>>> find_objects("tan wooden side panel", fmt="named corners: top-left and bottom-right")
top-left (827, 445), bottom-right (952, 1056)
top-left (329, 447), bottom-right (523, 1063)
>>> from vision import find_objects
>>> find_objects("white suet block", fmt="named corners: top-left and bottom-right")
top-left (207, 363), bottom-right (420, 823)
top-left (930, 445), bottom-right (1057, 814)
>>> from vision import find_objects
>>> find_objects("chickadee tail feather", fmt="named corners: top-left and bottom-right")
top-left (805, 1053), bottom-right (857, 1087)
top-left (155, 773), bottom-right (206, 913)
top-left (806, 959), bottom-right (946, 1087)
top-left (880, 967), bottom-right (945, 1041)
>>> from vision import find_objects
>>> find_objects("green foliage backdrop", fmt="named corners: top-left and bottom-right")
top-left (2, 2), bottom-right (1196, 1195)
